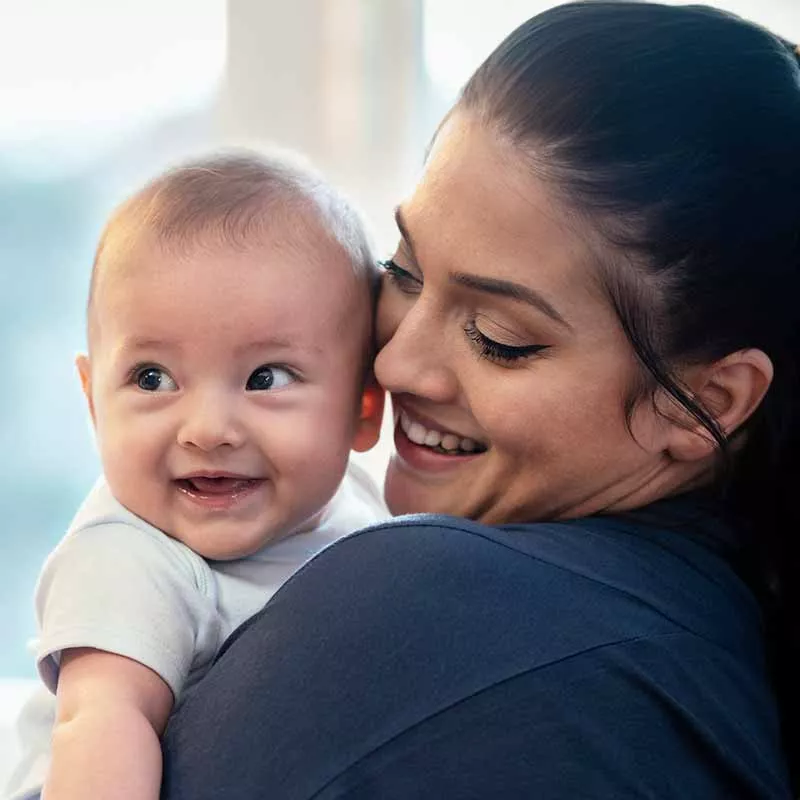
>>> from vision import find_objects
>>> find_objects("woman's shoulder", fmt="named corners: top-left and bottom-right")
top-left (207, 499), bottom-right (788, 799)
top-left (330, 497), bottom-right (762, 657)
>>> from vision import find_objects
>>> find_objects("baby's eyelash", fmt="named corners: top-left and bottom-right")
top-left (127, 362), bottom-right (162, 382)
top-left (463, 320), bottom-right (549, 364)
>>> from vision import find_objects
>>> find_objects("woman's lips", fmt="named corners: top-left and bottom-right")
top-left (398, 409), bottom-right (485, 453)
top-left (393, 415), bottom-right (485, 473)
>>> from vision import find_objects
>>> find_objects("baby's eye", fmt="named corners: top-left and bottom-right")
top-left (135, 367), bottom-right (177, 392)
top-left (246, 365), bottom-right (295, 391)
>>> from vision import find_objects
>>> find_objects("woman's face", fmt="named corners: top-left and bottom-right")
top-left (375, 114), bottom-right (680, 523)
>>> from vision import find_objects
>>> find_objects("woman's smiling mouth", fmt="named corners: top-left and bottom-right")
top-left (396, 408), bottom-right (488, 456)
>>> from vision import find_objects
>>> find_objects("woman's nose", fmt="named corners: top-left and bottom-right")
top-left (374, 296), bottom-right (459, 402)
top-left (177, 392), bottom-right (245, 452)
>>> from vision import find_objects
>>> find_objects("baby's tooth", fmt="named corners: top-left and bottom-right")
top-left (401, 410), bottom-right (411, 432)
top-left (460, 438), bottom-right (477, 452)
top-left (408, 422), bottom-right (428, 445)
top-left (441, 433), bottom-right (460, 451)
top-left (424, 429), bottom-right (442, 447)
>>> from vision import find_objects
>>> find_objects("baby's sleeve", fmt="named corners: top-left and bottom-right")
top-left (34, 493), bottom-right (221, 700)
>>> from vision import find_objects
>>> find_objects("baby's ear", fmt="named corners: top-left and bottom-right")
top-left (352, 381), bottom-right (385, 453)
top-left (75, 354), bottom-right (96, 426)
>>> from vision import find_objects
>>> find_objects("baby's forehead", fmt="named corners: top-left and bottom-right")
top-left (87, 150), bottom-right (378, 349)
top-left (89, 222), bottom-right (374, 354)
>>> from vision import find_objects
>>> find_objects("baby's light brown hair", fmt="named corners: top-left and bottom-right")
top-left (86, 148), bottom-right (378, 351)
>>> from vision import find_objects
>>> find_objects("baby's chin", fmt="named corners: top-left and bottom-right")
top-left (170, 507), bottom-right (333, 561)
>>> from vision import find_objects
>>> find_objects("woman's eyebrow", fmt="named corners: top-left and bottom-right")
top-left (394, 206), bottom-right (417, 256)
top-left (450, 272), bottom-right (573, 330)
top-left (395, 205), bottom-right (570, 329)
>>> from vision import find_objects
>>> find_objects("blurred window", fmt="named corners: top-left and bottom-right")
top-left (424, 0), bottom-right (800, 109)
top-left (1, 0), bottom-right (225, 679)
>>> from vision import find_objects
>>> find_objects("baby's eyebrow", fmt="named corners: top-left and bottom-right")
top-left (117, 337), bottom-right (176, 353)
top-left (116, 337), bottom-right (323, 358)
top-left (235, 339), bottom-right (325, 357)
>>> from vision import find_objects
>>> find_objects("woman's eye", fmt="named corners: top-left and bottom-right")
top-left (135, 367), bottom-right (177, 392)
top-left (246, 365), bottom-right (295, 391)
top-left (379, 258), bottom-right (422, 295)
top-left (463, 320), bottom-right (550, 365)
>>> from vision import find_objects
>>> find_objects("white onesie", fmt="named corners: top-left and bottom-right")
top-left (5, 462), bottom-right (388, 800)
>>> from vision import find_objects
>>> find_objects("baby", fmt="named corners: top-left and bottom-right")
top-left (6, 150), bottom-right (387, 800)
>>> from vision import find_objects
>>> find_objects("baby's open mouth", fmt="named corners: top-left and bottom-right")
top-left (399, 411), bottom-right (488, 455)
top-left (176, 476), bottom-right (260, 495)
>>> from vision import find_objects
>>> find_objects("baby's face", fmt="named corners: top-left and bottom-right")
top-left (80, 229), bottom-right (376, 559)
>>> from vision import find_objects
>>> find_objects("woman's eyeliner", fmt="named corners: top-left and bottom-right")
top-left (379, 258), bottom-right (420, 292)
top-left (381, 258), bottom-right (548, 364)
top-left (464, 320), bottom-right (549, 364)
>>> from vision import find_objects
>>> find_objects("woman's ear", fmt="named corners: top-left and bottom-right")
top-left (352, 381), bottom-right (386, 453)
top-left (75, 353), bottom-right (96, 426)
top-left (665, 348), bottom-right (773, 462)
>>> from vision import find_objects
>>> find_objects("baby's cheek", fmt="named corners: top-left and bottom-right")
top-left (270, 408), bottom-right (347, 470)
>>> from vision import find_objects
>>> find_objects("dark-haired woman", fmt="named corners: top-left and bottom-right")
top-left (161, 4), bottom-right (799, 797)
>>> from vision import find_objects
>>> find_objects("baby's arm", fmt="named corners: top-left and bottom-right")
top-left (44, 647), bottom-right (173, 800)
top-left (25, 481), bottom-right (219, 799)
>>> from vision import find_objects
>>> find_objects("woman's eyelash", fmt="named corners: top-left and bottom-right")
top-left (379, 259), bottom-right (546, 364)
top-left (379, 258), bottom-right (421, 291)
top-left (463, 320), bottom-right (549, 363)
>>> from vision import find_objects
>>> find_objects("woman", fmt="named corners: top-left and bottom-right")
top-left (160, 3), bottom-right (798, 797)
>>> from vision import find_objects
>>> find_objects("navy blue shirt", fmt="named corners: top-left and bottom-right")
top-left (161, 496), bottom-right (791, 798)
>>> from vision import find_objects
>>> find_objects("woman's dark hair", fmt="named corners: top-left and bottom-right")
top-left (457, 0), bottom-right (800, 784)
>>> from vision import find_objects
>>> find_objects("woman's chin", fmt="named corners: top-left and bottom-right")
top-left (383, 418), bottom-right (488, 516)
top-left (383, 458), bottom-right (415, 516)
top-left (383, 454), bottom-right (459, 518)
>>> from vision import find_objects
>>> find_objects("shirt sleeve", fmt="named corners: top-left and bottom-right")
top-left (35, 486), bottom-right (221, 700)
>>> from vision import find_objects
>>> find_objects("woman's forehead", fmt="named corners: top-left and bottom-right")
top-left (414, 117), bottom-right (574, 243)
top-left (401, 114), bottom-right (610, 313)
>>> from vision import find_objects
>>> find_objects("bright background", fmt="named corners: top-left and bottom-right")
top-left (1, 0), bottom-right (798, 784)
